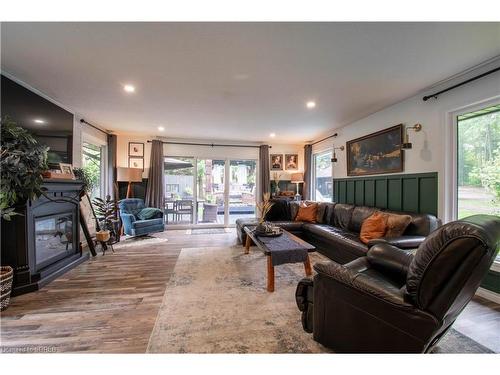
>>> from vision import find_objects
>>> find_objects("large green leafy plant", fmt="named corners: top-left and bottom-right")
top-left (0, 118), bottom-right (48, 220)
top-left (92, 195), bottom-right (118, 232)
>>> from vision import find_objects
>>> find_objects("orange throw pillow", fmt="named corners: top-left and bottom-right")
top-left (295, 202), bottom-right (318, 223)
top-left (359, 211), bottom-right (388, 244)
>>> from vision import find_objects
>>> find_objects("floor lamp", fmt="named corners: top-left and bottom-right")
top-left (116, 167), bottom-right (143, 198)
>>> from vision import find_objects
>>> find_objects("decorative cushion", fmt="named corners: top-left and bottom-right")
top-left (359, 211), bottom-right (388, 244)
top-left (304, 200), bottom-right (327, 223)
top-left (385, 213), bottom-right (413, 238)
top-left (289, 201), bottom-right (300, 220)
top-left (265, 199), bottom-right (291, 221)
top-left (295, 202), bottom-right (318, 223)
top-left (137, 207), bottom-right (162, 220)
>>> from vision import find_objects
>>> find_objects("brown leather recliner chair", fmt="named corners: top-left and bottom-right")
top-left (296, 215), bottom-right (500, 353)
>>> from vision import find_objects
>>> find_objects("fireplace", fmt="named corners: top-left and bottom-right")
top-left (1, 180), bottom-right (89, 296)
top-left (34, 212), bottom-right (76, 270)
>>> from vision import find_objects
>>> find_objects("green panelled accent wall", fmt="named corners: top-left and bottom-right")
top-left (482, 270), bottom-right (500, 293)
top-left (332, 172), bottom-right (438, 216)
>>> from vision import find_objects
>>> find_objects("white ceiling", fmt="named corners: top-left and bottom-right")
top-left (2, 22), bottom-right (500, 143)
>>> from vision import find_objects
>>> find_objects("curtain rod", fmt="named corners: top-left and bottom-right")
top-left (147, 140), bottom-right (271, 149)
top-left (80, 119), bottom-right (110, 135)
top-left (423, 66), bottom-right (500, 101)
top-left (309, 132), bottom-right (338, 146)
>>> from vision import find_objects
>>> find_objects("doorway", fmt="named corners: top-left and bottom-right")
top-left (164, 157), bottom-right (257, 227)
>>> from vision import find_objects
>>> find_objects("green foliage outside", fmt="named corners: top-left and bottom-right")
top-left (458, 110), bottom-right (500, 217)
top-left (316, 151), bottom-right (332, 170)
top-left (82, 142), bottom-right (102, 199)
top-left (0, 117), bottom-right (48, 220)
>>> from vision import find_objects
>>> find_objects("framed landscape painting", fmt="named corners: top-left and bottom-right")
top-left (346, 124), bottom-right (403, 176)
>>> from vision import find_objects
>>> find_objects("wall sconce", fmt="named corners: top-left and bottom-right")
top-left (402, 123), bottom-right (423, 149)
top-left (331, 145), bottom-right (345, 163)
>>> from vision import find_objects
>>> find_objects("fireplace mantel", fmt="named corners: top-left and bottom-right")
top-left (1, 179), bottom-right (89, 296)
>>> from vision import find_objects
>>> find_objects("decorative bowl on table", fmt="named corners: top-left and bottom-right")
top-left (255, 222), bottom-right (283, 237)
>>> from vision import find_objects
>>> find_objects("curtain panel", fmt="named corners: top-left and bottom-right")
top-left (145, 140), bottom-right (165, 209)
top-left (303, 144), bottom-right (312, 200)
top-left (259, 145), bottom-right (270, 200)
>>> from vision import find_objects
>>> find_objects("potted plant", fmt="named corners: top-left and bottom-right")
top-left (255, 192), bottom-right (274, 234)
top-left (92, 195), bottom-right (118, 243)
top-left (0, 118), bottom-right (48, 311)
top-left (272, 172), bottom-right (282, 197)
top-left (0, 117), bottom-right (48, 220)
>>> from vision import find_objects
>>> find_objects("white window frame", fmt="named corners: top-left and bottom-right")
top-left (445, 96), bottom-right (500, 271)
top-left (312, 148), bottom-right (333, 202)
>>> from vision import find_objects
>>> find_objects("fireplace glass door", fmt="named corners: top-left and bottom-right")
top-left (35, 213), bottom-right (75, 270)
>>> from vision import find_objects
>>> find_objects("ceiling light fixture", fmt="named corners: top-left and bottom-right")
top-left (158, 126), bottom-right (165, 131)
top-left (123, 84), bottom-right (136, 93)
top-left (306, 100), bottom-right (316, 109)
top-left (269, 133), bottom-right (276, 138)
top-left (34, 119), bottom-right (45, 124)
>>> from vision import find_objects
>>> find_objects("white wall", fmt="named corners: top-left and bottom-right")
top-left (312, 61), bottom-right (500, 220)
top-left (116, 133), bottom-right (304, 179)
top-left (269, 144), bottom-right (304, 180)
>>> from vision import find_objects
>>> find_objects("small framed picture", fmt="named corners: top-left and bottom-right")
top-left (129, 157), bottom-right (144, 170)
top-left (129, 142), bottom-right (144, 157)
top-left (59, 163), bottom-right (75, 178)
top-left (270, 154), bottom-right (283, 170)
top-left (285, 154), bottom-right (299, 170)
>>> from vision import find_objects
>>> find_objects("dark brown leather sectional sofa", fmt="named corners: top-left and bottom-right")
top-left (236, 199), bottom-right (441, 264)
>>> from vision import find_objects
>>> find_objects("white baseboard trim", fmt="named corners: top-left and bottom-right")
top-left (476, 287), bottom-right (500, 304)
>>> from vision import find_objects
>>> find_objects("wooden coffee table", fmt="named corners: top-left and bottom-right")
top-left (243, 226), bottom-right (315, 292)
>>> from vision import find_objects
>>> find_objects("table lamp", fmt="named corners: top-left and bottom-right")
top-left (117, 167), bottom-right (143, 198)
top-left (291, 173), bottom-right (304, 201)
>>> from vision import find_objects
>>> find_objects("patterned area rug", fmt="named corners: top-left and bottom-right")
top-left (147, 245), bottom-right (492, 353)
top-left (190, 228), bottom-right (227, 235)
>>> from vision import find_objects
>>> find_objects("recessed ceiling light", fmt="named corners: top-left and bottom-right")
top-left (158, 126), bottom-right (165, 131)
top-left (34, 119), bottom-right (45, 124)
top-left (123, 84), bottom-right (135, 93)
top-left (306, 101), bottom-right (316, 109)
top-left (233, 73), bottom-right (250, 81)
top-left (270, 133), bottom-right (276, 138)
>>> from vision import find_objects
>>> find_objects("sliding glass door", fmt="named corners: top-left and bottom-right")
top-left (228, 160), bottom-right (257, 224)
top-left (196, 159), bottom-right (225, 225)
top-left (164, 157), bottom-right (196, 225)
top-left (164, 156), bottom-right (257, 227)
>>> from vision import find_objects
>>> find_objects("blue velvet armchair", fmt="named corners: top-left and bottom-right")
top-left (118, 198), bottom-right (164, 236)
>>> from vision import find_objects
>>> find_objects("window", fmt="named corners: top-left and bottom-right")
top-left (456, 105), bottom-right (500, 263)
top-left (313, 150), bottom-right (333, 202)
top-left (82, 141), bottom-right (106, 199)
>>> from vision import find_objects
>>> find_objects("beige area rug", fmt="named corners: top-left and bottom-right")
top-left (147, 245), bottom-right (330, 353)
top-left (147, 244), bottom-right (493, 354)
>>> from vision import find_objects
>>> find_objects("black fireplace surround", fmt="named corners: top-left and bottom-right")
top-left (1, 180), bottom-right (89, 296)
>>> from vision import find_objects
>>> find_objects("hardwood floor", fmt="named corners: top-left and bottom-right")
top-left (454, 296), bottom-right (500, 352)
top-left (0, 230), bottom-right (235, 353)
top-left (1, 228), bottom-right (498, 353)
